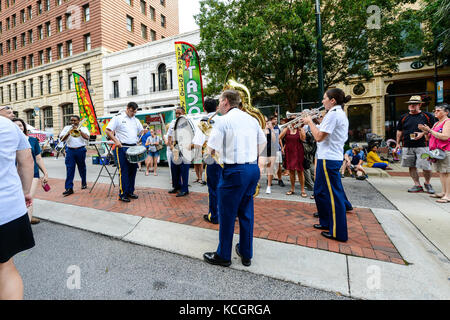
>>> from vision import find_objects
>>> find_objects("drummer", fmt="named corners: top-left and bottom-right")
top-left (106, 102), bottom-right (144, 202)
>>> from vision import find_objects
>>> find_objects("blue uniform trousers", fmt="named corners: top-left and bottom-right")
top-left (314, 159), bottom-right (348, 241)
top-left (206, 163), bottom-right (223, 222)
top-left (115, 147), bottom-right (138, 197)
top-left (65, 147), bottom-right (87, 190)
top-left (170, 160), bottom-right (190, 193)
top-left (217, 163), bottom-right (260, 261)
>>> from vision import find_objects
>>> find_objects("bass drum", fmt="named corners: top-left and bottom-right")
top-left (173, 114), bottom-right (202, 163)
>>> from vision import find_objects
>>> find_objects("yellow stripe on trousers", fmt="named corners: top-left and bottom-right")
top-left (322, 159), bottom-right (337, 237)
top-left (116, 147), bottom-right (123, 195)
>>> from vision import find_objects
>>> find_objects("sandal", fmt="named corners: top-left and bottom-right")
top-left (286, 191), bottom-right (295, 195)
top-left (310, 195), bottom-right (315, 199)
top-left (436, 198), bottom-right (450, 203)
top-left (145, 172), bottom-right (149, 176)
top-left (430, 193), bottom-right (444, 199)
top-left (301, 192), bottom-right (308, 198)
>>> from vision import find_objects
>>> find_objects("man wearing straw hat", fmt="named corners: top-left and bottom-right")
top-left (394, 95), bottom-right (436, 193)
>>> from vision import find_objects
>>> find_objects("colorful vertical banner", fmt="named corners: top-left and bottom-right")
top-left (175, 42), bottom-right (205, 114)
top-left (73, 72), bottom-right (101, 135)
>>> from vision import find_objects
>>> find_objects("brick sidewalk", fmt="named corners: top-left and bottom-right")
top-left (36, 178), bottom-right (405, 265)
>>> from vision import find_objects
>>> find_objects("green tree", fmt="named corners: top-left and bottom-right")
top-left (421, 0), bottom-right (450, 58)
top-left (195, 0), bottom-right (423, 111)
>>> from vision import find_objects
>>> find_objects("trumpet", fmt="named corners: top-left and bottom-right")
top-left (69, 118), bottom-right (87, 137)
top-left (280, 107), bottom-right (325, 130)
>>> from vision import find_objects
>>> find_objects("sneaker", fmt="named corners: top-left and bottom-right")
top-left (424, 184), bottom-right (435, 194)
top-left (341, 173), bottom-right (345, 178)
top-left (266, 186), bottom-right (271, 194)
top-left (408, 185), bottom-right (423, 193)
top-left (278, 179), bottom-right (285, 187)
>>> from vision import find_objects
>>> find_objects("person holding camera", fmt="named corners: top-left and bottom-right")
top-left (395, 96), bottom-right (436, 193)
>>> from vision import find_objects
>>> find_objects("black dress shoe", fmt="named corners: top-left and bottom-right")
top-left (168, 189), bottom-right (179, 194)
top-left (313, 212), bottom-right (319, 218)
top-left (176, 191), bottom-right (189, 197)
top-left (313, 224), bottom-right (329, 230)
top-left (81, 184), bottom-right (87, 190)
top-left (128, 194), bottom-right (138, 199)
top-left (203, 214), bottom-right (218, 224)
top-left (321, 231), bottom-right (347, 242)
top-left (62, 189), bottom-right (74, 196)
top-left (235, 244), bottom-right (251, 267)
top-left (203, 252), bottom-right (231, 267)
top-left (346, 207), bottom-right (354, 212)
top-left (119, 196), bottom-right (131, 203)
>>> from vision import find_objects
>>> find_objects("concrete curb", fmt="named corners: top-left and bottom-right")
top-left (33, 199), bottom-right (450, 299)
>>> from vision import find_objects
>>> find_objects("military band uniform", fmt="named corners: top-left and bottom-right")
top-left (314, 105), bottom-right (349, 242)
top-left (106, 112), bottom-right (144, 200)
top-left (167, 119), bottom-right (190, 195)
top-left (59, 125), bottom-right (90, 192)
top-left (192, 112), bottom-right (222, 224)
top-left (207, 108), bottom-right (266, 264)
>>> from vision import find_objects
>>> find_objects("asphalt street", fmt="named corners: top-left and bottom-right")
top-left (14, 221), bottom-right (351, 300)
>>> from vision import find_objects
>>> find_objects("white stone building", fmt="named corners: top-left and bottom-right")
top-left (102, 30), bottom-right (201, 114)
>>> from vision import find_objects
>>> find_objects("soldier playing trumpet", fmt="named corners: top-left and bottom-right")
top-left (59, 115), bottom-right (90, 196)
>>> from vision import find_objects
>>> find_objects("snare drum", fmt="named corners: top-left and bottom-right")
top-left (126, 145), bottom-right (147, 163)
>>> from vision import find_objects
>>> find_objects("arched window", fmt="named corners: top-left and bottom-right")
top-left (42, 106), bottom-right (53, 129)
top-left (158, 63), bottom-right (167, 91)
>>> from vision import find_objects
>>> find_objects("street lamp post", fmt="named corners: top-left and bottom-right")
top-left (315, 0), bottom-right (325, 103)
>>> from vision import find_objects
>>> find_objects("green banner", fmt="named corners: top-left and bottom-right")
top-left (175, 42), bottom-right (204, 114)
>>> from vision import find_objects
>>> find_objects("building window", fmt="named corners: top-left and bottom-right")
top-left (66, 13), bottom-right (72, 29)
top-left (84, 64), bottom-right (91, 86)
top-left (56, 0), bottom-right (62, 5)
top-left (27, 6), bottom-right (33, 20)
top-left (126, 15), bottom-right (133, 32)
top-left (161, 14), bottom-right (166, 28)
top-left (160, 0), bottom-right (165, 6)
top-left (83, 4), bottom-right (90, 22)
top-left (39, 50), bottom-right (44, 65)
top-left (152, 73), bottom-right (155, 92)
top-left (66, 40), bottom-right (72, 56)
top-left (46, 47), bottom-right (52, 63)
top-left (113, 80), bottom-right (119, 98)
top-left (0, 88), bottom-right (3, 104)
top-left (29, 54), bottom-right (34, 68)
top-left (6, 40), bottom-right (10, 53)
top-left (150, 29), bottom-right (156, 41)
top-left (150, 6), bottom-right (155, 20)
top-left (21, 33), bottom-right (26, 46)
top-left (13, 60), bottom-right (18, 73)
top-left (43, 107), bottom-right (53, 128)
top-left (26, 110), bottom-right (35, 127)
top-left (12, 37), bottom-right (17, 50)
top-left (38, 25), bottom-right (43, 39)
top-left (39, 76), bottom-right (44, 95)
top-left (37, 1), bottom-right (42, 15)
top-left (0, 44), bottom-right (2, 55)
top-left (126, 0), bottom-right (132, 6)
top-left (84, 34), bottom-right (91, 51)
top-left (67, 68), bottom-right (73, 89)
top-left (23, 81), bottom-right (27, 99)
top-left (58, 71), bottom-right (63, 91)
top-left (46, 21), bottom-right (51, 37)
top-left (130, 77), bottom-right (138, 96)
top-left (56, 17), bottom-right (62, 32)
top-left (141, 24), bottom-right (147, 39)
top-left (12, 14), bottom-right (16, 28)
top-left (158, 64), bottom-right (167, 91)
top-left (22, 57), bottom-right (26, 70)
top-left (20, 9), bottom-right (25, 23)
top-left (45, 0), bottom-right (50, 11)
top-left (127, 42), bottom-right (135, 48)
top-left (140, 0), bottom-right (146, 15)
top-left (47, 74), bottom-right (52, 94)
top-left (62, 104), bottom-right (74, 126)
top-left (29, 79), bottom-right (34, 97)
top-left (57, 43), bottom-right (63, 59)
top-left (28, 29), bottom-right (33, 44)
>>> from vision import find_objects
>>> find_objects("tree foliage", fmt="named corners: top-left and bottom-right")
top-left (195, 0), bottom-right (423, 110)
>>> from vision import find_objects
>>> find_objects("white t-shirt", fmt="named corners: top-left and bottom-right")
top-left (0, 117), bottom-right (31, 225)
top-left (208, 108), bottom-right (266, 164)
top-left (106, 113), bottom-right (143, 145)
top-left (316, 105), bottom-right (349, 161)
top-left (59, 125), bottom-right (90, 148)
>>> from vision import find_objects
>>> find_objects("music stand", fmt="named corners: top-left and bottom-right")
top-left (89, 141), bottom-right (117, 196)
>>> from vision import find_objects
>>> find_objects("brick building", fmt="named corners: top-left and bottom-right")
top-left (0, 0), bottom-right (179, 134)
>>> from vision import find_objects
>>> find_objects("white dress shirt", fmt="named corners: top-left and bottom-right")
top-left (0, 117), bottom-right (31, 225)
top-left (208, 108), bottom-right (266, 164)
top-left (192, 112), bottom-right (221, 147)
top-left (59, 125), bottom-right (90, 148)
top-left (316, 105), bottom-right (349, 161)
top-left (106, 113), bottom-right (143, 145)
